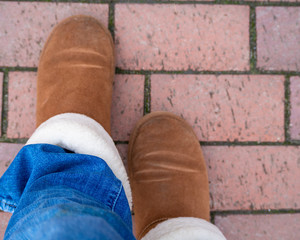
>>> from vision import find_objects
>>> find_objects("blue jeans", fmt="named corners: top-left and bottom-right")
top-left (0, 144), bottom-right (135, 240)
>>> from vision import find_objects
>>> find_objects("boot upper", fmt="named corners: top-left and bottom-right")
top-left (36, 16), bottom-right (114, 134)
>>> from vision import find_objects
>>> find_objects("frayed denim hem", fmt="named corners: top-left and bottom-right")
top-left (0, 198), bottom-right (16, 213)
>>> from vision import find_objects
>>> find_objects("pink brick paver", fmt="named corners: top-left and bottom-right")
top-left (290, 76), bottom-right (300, 140)
top-left (257, 7), bottom-right (300, 71)
top-left (0, 143), bottom-right (24, 177)
top-left (215, 214), bottom-right (300, 240)
top-left (0, 211), bottom-right (12, 239)
top-left (111, 75), bottom-right (144, 141)
top-left (0, 2), bottom-right (108, 67)
top-left (115, 4), bottom-right (250, 71)
top-left (203, 146), bottom-right (300, 210)
top-left (7, 72), bottom-right (37, 138)
top-left (0, 143), bottom-right (24, 238)
top-left (151, 75), bottom-right (285, 142)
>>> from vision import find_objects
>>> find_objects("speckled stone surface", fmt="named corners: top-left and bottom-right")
top-left (215, 214), bottom-right (300, 240)
top-left (115, 4), bottom-right (250, 71)
top-left (7, 72), bottom-right (37, 138)
top-left (257, 7), bottom-right (300, 71)
top-left (0, 2), bottom-right (108, 67)
top-left (151, 74), bottom-right (285, 142)
top-left (0, 143), bottom-right (24, 178)
top-left (0, 211), bottom-right (12, 239)
top-left (203, 146), bottom-right (299, 210)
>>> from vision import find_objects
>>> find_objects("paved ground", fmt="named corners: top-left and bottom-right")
top-left (0, 0), bottom-right (300, 239)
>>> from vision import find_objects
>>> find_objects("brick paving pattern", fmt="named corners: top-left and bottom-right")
top-left (0, 1), bottom-right (300, 239)
top-left (115, 5), bottom-right (250, 71)
top-left (215, 214), bottom-right (300, 240)
top-left (7, 72), bottom-right (36, 138)
top-left (151, 74), bottom-right (285, 142)
top-left (256, 7), bottom-right (300, 71)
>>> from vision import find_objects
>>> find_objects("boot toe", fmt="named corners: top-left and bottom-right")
top-left (128, 112), bottom-right (210, 238)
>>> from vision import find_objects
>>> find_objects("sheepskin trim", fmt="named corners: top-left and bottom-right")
top-left (26, 113), bottom-right (132, 209)
top-left (142, 217), bottom-right (227, 240)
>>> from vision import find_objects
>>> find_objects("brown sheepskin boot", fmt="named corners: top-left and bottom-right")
top-left (128, 112), bottom-right (226, 240)
top-left (27, 16), bottom-right (132, 206)
top-left (36, 15), bottom-right (114, 134)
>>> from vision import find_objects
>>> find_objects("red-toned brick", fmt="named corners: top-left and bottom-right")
top-left (115, 4), bottom-right (249, 71)
top-left (215, 214), bottom-right (300, 240)
top-left (0, 212), bottom-right (12, 239)
top-left (257, 7), bottom-right (300, 71)
top-left (0, 2), bottom-right (108, 67)
top-left (151, 75), bottom-right (284, 142)
top-left (0, 143), bottom-right (24, 177)
top-left (111, 75), bottom-right (144, 141)
top-left (7, 72), bottom-right (36, 138)
top-left (203, 146), bottom-right (299, 210)
top-left (290, 76), bottom-right (300, 140)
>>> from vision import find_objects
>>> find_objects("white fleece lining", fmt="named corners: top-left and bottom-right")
top-left (142, 217), bottom-right (226, 240)
top-left (26, 113), bottom-right (132, 209)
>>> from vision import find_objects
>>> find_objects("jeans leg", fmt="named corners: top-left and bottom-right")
top-left (0, 144), bottom-right (135, 240)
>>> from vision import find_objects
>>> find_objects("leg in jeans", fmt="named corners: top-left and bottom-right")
top-left (0, 113), bottom-right (134, 240)
top-left (0, 144), bottom-right (134, 240)
top-left (0, 15), bottom-right (135, 239)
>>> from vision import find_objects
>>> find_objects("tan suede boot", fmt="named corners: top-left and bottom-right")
top-left (128, 112), bottom-right (210, 239)
top-left (36, 15), bottom-right (114, 134)
top-left (27, 16), bottom-right (132, 205)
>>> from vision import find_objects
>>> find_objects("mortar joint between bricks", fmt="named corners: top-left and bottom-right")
top-left (1, 71), bottom-right (9, 137)
top-left (249, 5), bottom-right (257, 73)
top-left (211, 209), bottom-right (300, 216)
top-left (210, 212), bottom-right (216, 224)
top-left (114, 140), bottom-right (129, 145)
top-left (108, 2), bottom-right (115, 41)
top-left (199, 141), bottom-right (300, 146)
top-left (284, 76), bottom-right (291, 143)
top-left (114, 68), bottom-right (300, 76)
top-left (0, 67), bottom-right (37, 72)
top-left (0, 138), bottom-right (28, 144)
top-left (143, 75), bottom-right (151, 115)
